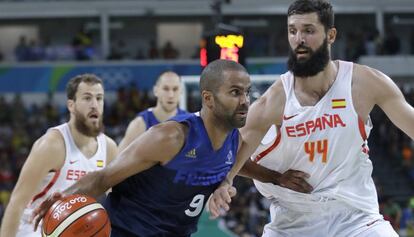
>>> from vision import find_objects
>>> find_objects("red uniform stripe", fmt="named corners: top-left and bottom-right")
top-left (254, 127), bottom-right (281, 163)
top-left (31, 170), bottom-right (61, 204)
top-left (332, 99), bottom-right (345, 102)
top-left (358, 117), bottom-right (367, 141)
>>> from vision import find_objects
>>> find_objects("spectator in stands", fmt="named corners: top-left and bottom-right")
top-left (72, 28), bottom-right (94, 60)
top-left (14, 36), bottom-right (30, 62)
top-left (148, 39), bottom-right (159, 59)
top-left (162, 41), bottom-right (179, 59)
top-left (400, 197), bottom-right (414, 237)
top-left (383, 29), bottom-right (401, 55)
top-left (381, 196), bottom-right (402, 231)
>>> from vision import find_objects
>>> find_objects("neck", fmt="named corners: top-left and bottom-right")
top-left (294, 60), bottom-right (338, 98)
top-left (200, 108), bottom-right (232, 151)
top-left (68, 120), bottom-right (97, 148)
top-left (153, 104), bottom-right (177, 122)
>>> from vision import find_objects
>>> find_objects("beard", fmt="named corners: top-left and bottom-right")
top-left (213, 95), bottom-right (249, 129)
top-left (287, 38), bottom-right (330, 77)
top-left (74, 109), bottom-right (104, 137)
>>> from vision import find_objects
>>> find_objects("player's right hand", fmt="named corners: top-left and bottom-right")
top-left (276, 169), bottom-right (313, 193)
top-left (208, 182), bottom-right (237, 219)
top-left (31, 192), bottom-right (64, 231)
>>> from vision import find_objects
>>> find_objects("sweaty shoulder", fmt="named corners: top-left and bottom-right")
top-left (353, 63), bottom-right (387, 85)
top-left (32, 129), bottom-right (66, 170)
top-left (254, 79), bottom-right (286, 126)
top-left (147, 121), bottom-right (189, 164)
top-left (105, 135), bottom-right (118, 164)
top-left (352, 63), bottom-right (395, 119)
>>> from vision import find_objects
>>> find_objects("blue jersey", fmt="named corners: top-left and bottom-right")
top-left (105, 113), bottom-right (239, 237)
top-left (138, 108), bottom-right (187, 130)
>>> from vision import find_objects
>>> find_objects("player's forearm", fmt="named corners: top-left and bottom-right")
top-left (63, 171), bottom-right (110, 199)
top-left (226, 137), bottom-right (263, 184)
top-left (238, 159), bottom-right (281, 184)
top-left (0, 202), bottom-right (25, 237)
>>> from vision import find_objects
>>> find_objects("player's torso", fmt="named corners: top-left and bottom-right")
top-left (106, 113), bottom-right (239, 236)
top-left (255, 61), bottom-right (372, 194)
top-left (23, 123), bottom-right (107, 220)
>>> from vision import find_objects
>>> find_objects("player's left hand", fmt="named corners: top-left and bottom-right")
top-left (208, 181), bottom-right (237, 219)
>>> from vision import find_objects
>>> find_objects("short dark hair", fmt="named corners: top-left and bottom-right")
top-left (66, 74), bottom-right (103, 100)
top-left (288, 0), bottom-right (334, 31)
top-left (200, 59), bottom-right (247, 94)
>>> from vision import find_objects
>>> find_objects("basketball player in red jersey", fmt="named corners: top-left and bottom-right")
top-left (210, 0), bottom-right (412, 236)
top-left (0, 74), bottom-right (118, 237)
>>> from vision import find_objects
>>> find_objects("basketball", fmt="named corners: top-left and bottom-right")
top-left (42, 194), bottom-right (111, 237)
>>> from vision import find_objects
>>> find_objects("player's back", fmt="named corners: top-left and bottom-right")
top-left (105, 112), bottom-right (239, 237)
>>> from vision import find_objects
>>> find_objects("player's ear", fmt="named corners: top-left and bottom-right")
top-left (67, 99), bottom-right (75, 113)
top-left (153, 84), bottom-right (159, 98)
top-left (327, 27), bottom-right (336, 44)
top-left (201, 90), bottom-right (214, 109)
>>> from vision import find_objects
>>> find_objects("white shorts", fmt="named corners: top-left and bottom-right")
top-left (262, 202), bottom-right (398, 237)
top-left (16, 220), bottom-right (41, 237)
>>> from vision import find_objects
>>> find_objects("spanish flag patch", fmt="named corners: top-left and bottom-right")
top-left (332, 99), bottom-right (346, 109)
top-left (96, 160), bottom-right (104, 168)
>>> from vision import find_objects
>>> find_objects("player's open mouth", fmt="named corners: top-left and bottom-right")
top-left (88, 113), bottom-right (99, 120)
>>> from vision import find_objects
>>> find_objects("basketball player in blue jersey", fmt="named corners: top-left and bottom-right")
top-left (119, 71), bottom-right (186, 151)
top-left (210, 0), bottom-right (414, 236)
top-left (32, 59), bottom-right (251, 237)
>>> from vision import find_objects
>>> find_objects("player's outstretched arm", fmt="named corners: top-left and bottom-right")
top-left (227, 81), bottom-right (286, 185)
top-left (32, 121), bottom-right (187, 230)
top-left (363, 66), bottom-right (414, 139)
top-left (209, 81), bottom-right (286, 218)
top-left (0, 130), bottom-right (64, 237)
top-left (118, 116), bottom-right (146, 152)
top-left (239, 159), bottom-right (313, 193)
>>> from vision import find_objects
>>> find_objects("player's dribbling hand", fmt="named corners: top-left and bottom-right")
top-left (31, 192), bottom-right (64, 231)
top-left (208, 182), bottom-right (237, 219)
top-left (276, 169), bottom-right (313, 193)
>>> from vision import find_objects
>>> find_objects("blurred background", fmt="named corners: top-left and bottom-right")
top-left (0, 0), bottom-right (414, 236)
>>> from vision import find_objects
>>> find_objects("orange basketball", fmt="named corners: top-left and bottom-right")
top-left (42, 194), bottom-right (111, 237)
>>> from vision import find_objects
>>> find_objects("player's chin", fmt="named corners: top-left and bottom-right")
top-left (232, 117), bottom-right (247, 128)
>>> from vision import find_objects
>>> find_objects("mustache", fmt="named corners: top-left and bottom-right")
top-left (295, 45), bottom-right (313, 53)
top-left (235, 105), bottom-right (249, 113)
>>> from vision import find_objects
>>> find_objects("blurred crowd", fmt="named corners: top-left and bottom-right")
top-left (0, 27), bottom-right (409, 63)
top-left (9, 31), bottom-right (181, 62)
top-left (0, 84), bottom-right (414, 236)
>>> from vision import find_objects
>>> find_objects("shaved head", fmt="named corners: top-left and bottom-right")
top-left (200, 59), bottom-right (248, 94)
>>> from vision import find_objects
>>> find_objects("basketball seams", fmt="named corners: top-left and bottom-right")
top-left (44, 199), bottom-right (64, 234)
top-left (45, 203), bottom-right (104, 237)
top-left (90, 214), bottom-right (110, 237)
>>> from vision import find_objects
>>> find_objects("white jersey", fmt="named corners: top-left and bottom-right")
top-left (253, 60), bottom-right (379, 215)
top-left (18, 123), bottom-right (107, 235)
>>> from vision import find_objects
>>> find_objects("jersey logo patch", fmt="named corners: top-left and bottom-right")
top-left (69, 160), bottom-right (78, 164)
top-left (225, 150), bottom-right (233, 164)
top-left (283, 114), bottom-right (298, 120)
top-left (185, 149), bottom-right (197, 158)
top-left (332, 99), bottom-right (346, 109)
top-left (96, 160), bottom-right (104, 167)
